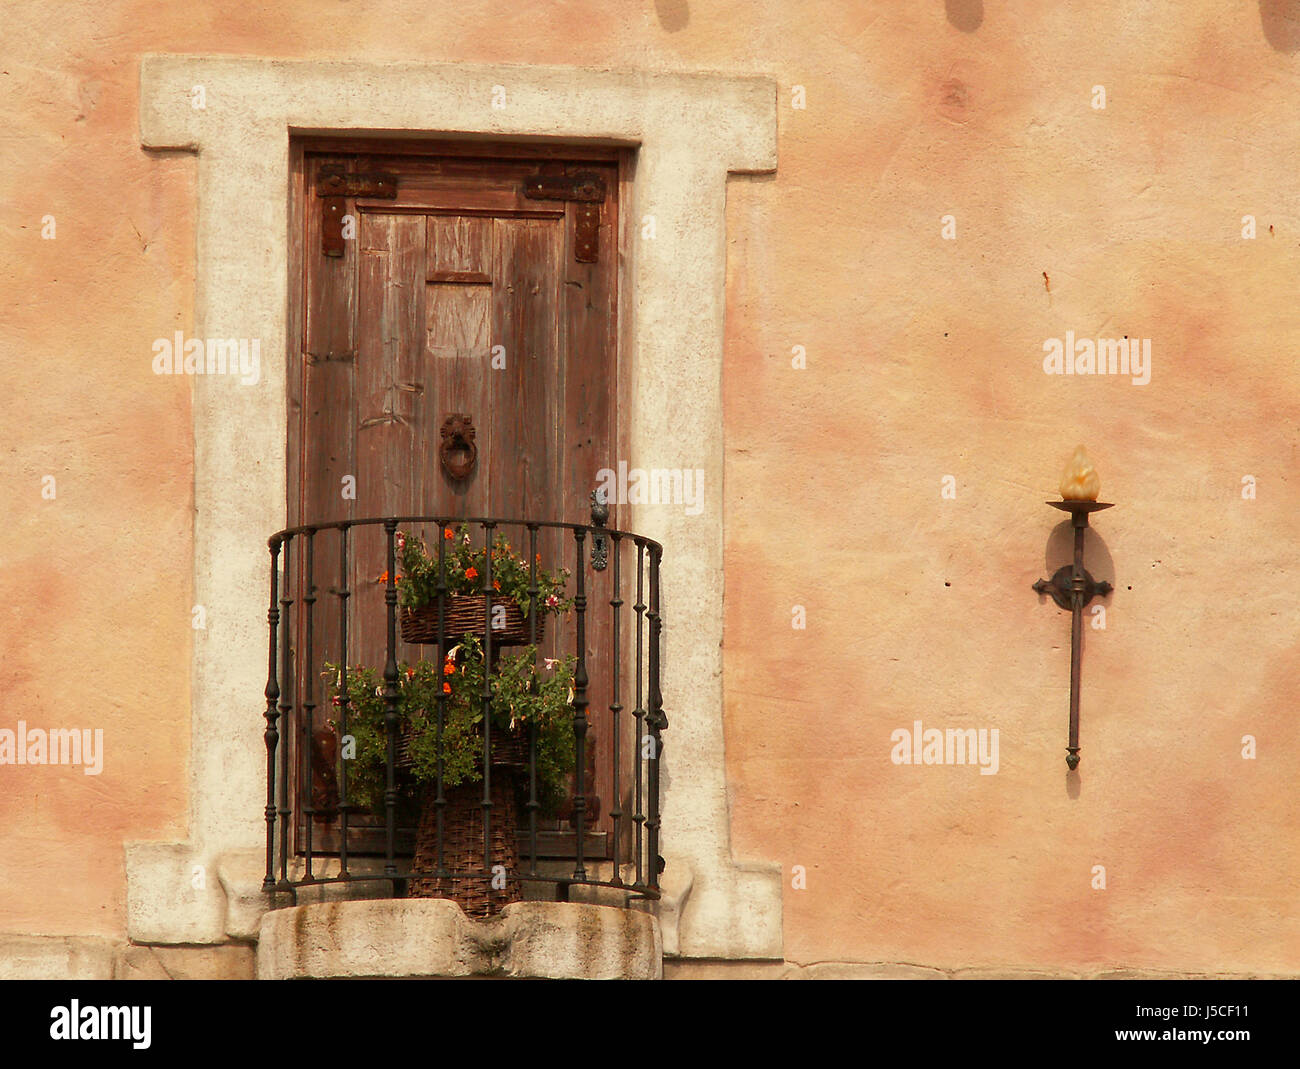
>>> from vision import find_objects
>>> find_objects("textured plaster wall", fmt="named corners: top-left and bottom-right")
top-left (1, 1), bottom-right (1298, 974)
top-left (0, 10), bottom-right (195, 938)
top-left (721, 5), bottom-right (1300, 974)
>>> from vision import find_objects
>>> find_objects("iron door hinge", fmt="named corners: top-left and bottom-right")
top-left (522, 171), bottom-right (606, 263)
top-left (315, 168), bottom-right (398, 257)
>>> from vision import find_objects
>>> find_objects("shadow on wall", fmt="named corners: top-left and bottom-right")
top-left (656, 0), bottom-right (689, 33)
top-left (1042, 520), bottom-right (1116, 594)
top-left (1260, 0), bottom-right (1300, 51)
top-left (945, 0), bottom-right (983, 33)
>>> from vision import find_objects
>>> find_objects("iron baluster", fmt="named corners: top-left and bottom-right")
top-left (526, 523), bottom-right (540, 878)
top-left (571, 527), bottom-right (589, 883)
top-left (262, 537), bottom-right (282, 892)
top-left (480, 522), bottom-right (495, 872)
top-left (278, 536), bottom-right (298, 882)
top-left (435, 522), bottom-right (448, 880)
top-left (298, 533), bottom-right (316, 882)
top-left (381, 520), bottom-right (400, 876)
top-left (646, 544), bottom-right (666, 892)
top-left (336, 524), bottom-right (351, 879)
top-left (632, 539), bottom-right (647, 892)
top-left (608, 531), bottom-right (624, 887)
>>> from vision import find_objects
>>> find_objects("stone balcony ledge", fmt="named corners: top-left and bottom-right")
top-left (257, 898), bottom-right (662, 979)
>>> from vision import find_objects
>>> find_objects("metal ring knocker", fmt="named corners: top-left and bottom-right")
top-left (438, 414), bottom-right (478, 480)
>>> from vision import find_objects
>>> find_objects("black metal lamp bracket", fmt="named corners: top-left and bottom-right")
top-left (1033, 501), bottom-right (1114, 770)
top-left (1033, 565), bottom-right (1112, 611)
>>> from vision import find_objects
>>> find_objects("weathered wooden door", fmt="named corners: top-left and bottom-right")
top-left (288, 139), bottom-right (622, 858)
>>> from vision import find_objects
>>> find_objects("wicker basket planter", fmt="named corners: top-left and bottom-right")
top-left (406, 777), bottom-right (521, 917)
top-left (406, 726), bottom-right (531, 917)
top-left (400, 595), bottom-right (544, 647)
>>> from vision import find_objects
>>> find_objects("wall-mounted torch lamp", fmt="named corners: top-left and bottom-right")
top-left (1033, 446), bottom-right (1113, 770)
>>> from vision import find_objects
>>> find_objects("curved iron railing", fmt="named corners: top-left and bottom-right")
top-left (260, 513), bottom-right (665, 906)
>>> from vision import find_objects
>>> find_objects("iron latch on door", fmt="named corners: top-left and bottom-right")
top-left (316, 167), bottom-right (398, 256)
top-left (522, 171), bottom-right (605, 263)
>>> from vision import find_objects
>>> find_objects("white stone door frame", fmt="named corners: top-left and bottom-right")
top-left (130, 55), bottom-right (781, 959)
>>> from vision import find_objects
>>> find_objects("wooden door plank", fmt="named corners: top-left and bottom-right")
top-left (425, 283), bottom-right (490, 362)
top-left (353, 212), bottom-right (427, 668)
top-left (287, 143), bottom-right (307, 529)
top-left (489, 217), bottom-right (569, 645)
top-left (564, 162), bottom-right (619, 525)
top-left (301, 151), bottom-right (359, 676)
top-left (492, 217), bottom-right (563, 519)
top-left (304, 157), bottom-right (359, 364)
top-left (427, 215), bottom-right (492, 275)
top-left (364, 187), bottom-right (560, 215)
top-left (424, 215), bottom-right (493, 521)
top-left (301, 152), bottom-right (360, 682)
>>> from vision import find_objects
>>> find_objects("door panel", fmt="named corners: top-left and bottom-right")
top-left (289, 141), bottom-right (623, 859)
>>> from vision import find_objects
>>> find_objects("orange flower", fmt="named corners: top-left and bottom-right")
top-left (442, 682), bottom-right (452, 694)
top-left (444, 662), bottom-right (455, 676)
top-left (465, 567), bottom-right (478, 580)
top-left (444, 528), bottom-right (454, 540)
top-left (493, 580), bottom-right (501, 591)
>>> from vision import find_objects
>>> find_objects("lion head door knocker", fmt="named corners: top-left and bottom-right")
top-left (438, 414), bottom-right (478, 481)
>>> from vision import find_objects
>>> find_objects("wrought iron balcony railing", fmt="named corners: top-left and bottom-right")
top-left (260, 511), bottom-right (665, 915)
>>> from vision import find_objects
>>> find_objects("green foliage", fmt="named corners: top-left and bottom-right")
top-left (393, 524), bottom-right (572, 615)
top-left (327, 528), bottom-right (579, 817)
top-left (323, 642), bottom-right (578, 816)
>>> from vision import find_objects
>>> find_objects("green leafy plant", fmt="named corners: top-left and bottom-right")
top-left (388, 524), bottom-right (572, 614)
top-left (325, 527), bottom-right (579, 817)
top-left (323, 640), bottom-right (577, 816)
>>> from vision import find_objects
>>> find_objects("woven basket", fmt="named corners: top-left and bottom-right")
top-left (407, 775), bottom-right (522, 917)
top-left (485, 725), bottom-right (531, 771)
top-left (400, 595), bottom-right (543, 647)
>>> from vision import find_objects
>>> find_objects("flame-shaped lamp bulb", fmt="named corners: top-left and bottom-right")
top-left (1059, 445), bottom-right (1100, 501)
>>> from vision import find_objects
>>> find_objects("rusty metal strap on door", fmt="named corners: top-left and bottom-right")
top-left (522, 170), bottom-right (605, 263)
top-left (315, 167), bottom-right (398, 257)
